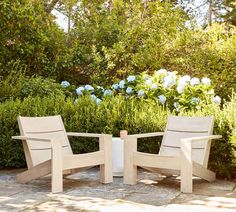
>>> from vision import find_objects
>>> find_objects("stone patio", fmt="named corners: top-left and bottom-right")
top-left (0, 168), bottom-right (235, 211)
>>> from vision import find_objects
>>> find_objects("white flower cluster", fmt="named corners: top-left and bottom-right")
top-left (61, 81), bottom-right (70, 88)
top-left (62, 69), bottom-right (221, 109)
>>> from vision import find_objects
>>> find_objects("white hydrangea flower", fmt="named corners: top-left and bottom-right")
top-left (112, 83), bottom-right (119, 90)
top-left (150, 83), bottom-right (158, 90)
top-left (145, 79), bottom-right (152, 85)
top-left (143, 74), bottom-right (150, 80)
top-left (167, 71), bottom-right (176, 76)
top-left (156, 68), bottom-right (167, 75)
top-left (176, 84), bottom-right (185, 94)
top-left (178, 75), bottom-right (191, 86)
top-left (126, 87), bottom-right (133, 94)
top-left (119, 80), bottom-right (125, 89)
top-left (190, 97), bottom-right (199, 104)
top-left (61, 81), bottom-right (70, 88)
top-left (85, 84), bottom-right (94, 91)
top-left (173, 102), bottom-right (179, 111)
top-left (201, 77), bottom-right (211, 86)
top-left (138, 90), bottom-right (145, 97)
top-left (127, 75), bottom-right (136, 82)
top-left (96, 98), bottom-right (102, 105)
top-left (103, 89), bottom-right (112, 96)
top-left (190, 77), bottom-right (200, 86)
top-left (76, 86), bottom-right (85, 95)
top-left (158, 95), bottom-right (166, 104)
top-left (163, 75), bottom-right (175, 88)
top-left (90, 94), bottom-right (97, 100)
top-left (213, 96), bottom-right (221, 104)
top-left (90, 94), bottom-right (102, 105)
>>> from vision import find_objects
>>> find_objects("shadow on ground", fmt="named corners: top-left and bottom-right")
top-left (0, 168), bottom-right (235, 211)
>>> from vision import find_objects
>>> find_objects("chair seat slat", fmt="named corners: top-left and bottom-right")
top-left (31, 145), bottom-right (69, 150)
top-left (25, 129), bottom-right (64, 134)
top-left (167, 129), bottom-right (208, 133)
top-left (162, 145), bottom-right (204, 150)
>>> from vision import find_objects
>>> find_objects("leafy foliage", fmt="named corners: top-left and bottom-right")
top-left (60, 1), bottom-right (235, 99)
top-left (0, 0), bottom-right (66, 78)
top-left (0, 65), bottom-right (67, 102)
top-left (222, 0), bottom-right (236, 26)
top-left (0, 0), bottom-right (235, 99)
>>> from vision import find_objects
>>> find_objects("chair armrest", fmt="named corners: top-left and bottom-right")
top-left (126, 132), bottom-right (164, 139)
top-left (180, 135), bottom-right (222, 181)
top-left (181, 135), bottom-right (222, 143)
top-left (180, 135), bottom-right (222, 160)
top-left (67, 132), bottom-right (111, 138)
top-left (12, 136), bottom-right (52, 142)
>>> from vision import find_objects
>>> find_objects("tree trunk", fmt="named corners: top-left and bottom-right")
top-left (208, 0), bottom-right (213, 26)
top-left (45, 0), bottom-right (60, 13)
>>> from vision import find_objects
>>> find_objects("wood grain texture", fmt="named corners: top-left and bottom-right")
top-left (123, 136), bottom-right (137, 185)
top-left (13, 115), bottom-right (113, 193)
top-left (99, 135), bottom-right (113, 183)
top-left (123, 115), bottom-right (221, 194)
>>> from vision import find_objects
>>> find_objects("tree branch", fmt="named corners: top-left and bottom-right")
top-left (45, 0), bottom-right (61, 13)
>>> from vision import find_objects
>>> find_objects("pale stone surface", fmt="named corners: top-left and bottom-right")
top-left (0, 168), bottom-right (235, 211)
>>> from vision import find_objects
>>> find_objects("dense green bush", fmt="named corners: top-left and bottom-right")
top-left (0, 67), bottom-right (71, 102)
top-left (0, 94), bottom-right (235, 178)
top-left (65, 1), bottom-right (188, 85)
top-left (0, 0), bottom-right (66, 78)
top-left (166, 24), bottom-right (236, 100)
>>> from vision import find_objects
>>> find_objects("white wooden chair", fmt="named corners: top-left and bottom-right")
top-left (12, 115), bottom-right (113, 193)
top-left (124, 116), bottom-right (221, 193)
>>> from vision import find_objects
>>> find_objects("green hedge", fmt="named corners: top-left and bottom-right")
top-left (0, 95), bottom-right (235, 179)
top-left (0, 70), bottom-right (70, 103)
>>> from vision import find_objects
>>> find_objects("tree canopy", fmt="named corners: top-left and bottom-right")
top-left (0, 0), bottom-right (235, 99)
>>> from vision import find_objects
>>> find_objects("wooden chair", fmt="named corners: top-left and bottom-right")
top-left (12, 115), bottom-right (113, 193)
top-left (124, 116), bottom-right (221, 193)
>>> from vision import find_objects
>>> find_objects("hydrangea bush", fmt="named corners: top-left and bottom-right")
top-left (61, 69), bottom-right (221, 112)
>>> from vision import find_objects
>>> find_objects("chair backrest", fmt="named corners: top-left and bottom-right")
top-left (159, 116), bottom-right (214, 167)
top-left (18, 115), bottom-right (73, 168)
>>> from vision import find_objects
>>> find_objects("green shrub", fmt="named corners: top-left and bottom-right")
top-left (18, 76), bottom-right (66, 99)
top-left (0, 70), bottom-right (70, 102)
top-left (0, 0), bottom-right (66, 78)
top-left (0, 94), bottom-right (235, 179)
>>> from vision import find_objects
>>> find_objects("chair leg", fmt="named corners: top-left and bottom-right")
top-left (193, 162), bottom-right (216, 182)
top-left (99, 135), bottom-right (113, 183)
top-left (51, 140), bottom-right (63, 193)
top-left (16, 160), bottom-right (51, 183)
top-left (123, 137), bottom-right (137, 185)
top-left (180, 139), bottom-right (193, 193)
top-left (180, 165), bottom-right (193, 193)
